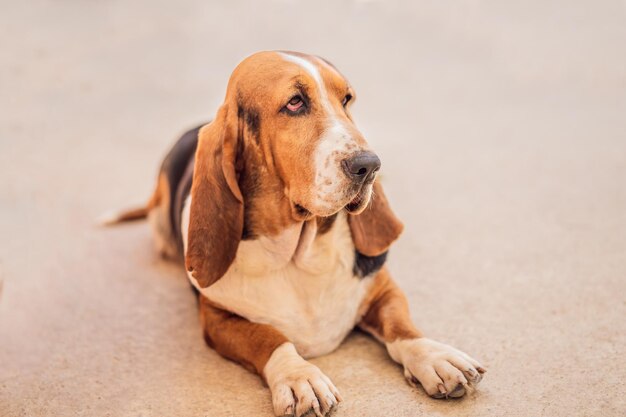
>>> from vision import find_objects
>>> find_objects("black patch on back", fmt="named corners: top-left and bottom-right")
top-left (169, 112), bottom-right (262, 244)
top-left (157, 124), bottom-right (205, 255)
top-left (353, 250), bottom-right (388, 278)
top-left (161, 124), bottom-right (202, 238)
top-left (173, 155), bottom-right (195, 251)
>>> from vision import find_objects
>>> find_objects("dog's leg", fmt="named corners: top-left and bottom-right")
top-left (358, 269), bottom-right (486, 399)
top-left (199, 296), bottom-right (341, 417)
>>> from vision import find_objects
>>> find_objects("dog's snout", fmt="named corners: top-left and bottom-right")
top-left (342, 151), bottom-right (381, 182)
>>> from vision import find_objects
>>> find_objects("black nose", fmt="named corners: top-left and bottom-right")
top-left (342, 151), bottom-right (381, 182)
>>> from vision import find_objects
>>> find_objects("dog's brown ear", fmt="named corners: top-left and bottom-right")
top-left (348, 181), bottom-right (404, 256)
top-left (185, 106), bottom-right (243, 288)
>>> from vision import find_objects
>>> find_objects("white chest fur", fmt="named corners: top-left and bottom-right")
top-left (181, 197), bottom-right (372, 358)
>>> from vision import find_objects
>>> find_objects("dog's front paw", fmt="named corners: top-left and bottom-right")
top-left (387, 338), bottom-right (486, 399)
top-left (264, 343), bottom-right (342, 417)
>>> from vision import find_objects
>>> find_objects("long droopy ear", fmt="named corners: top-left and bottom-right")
top-left (348, 181), bottom-right (404, 256)
top-left (185, 106), bottom-right (243, 288)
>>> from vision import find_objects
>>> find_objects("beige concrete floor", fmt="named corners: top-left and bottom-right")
top-left (1, 1), bottom-right (626, 416)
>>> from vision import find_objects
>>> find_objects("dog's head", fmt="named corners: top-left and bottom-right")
top-left (186, 51), bottom-right (403, 287)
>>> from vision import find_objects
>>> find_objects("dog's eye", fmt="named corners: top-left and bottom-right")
top-left (342, 94), bottom-right (352, 107)
top-left (285, 95), bottom-right (305, 113)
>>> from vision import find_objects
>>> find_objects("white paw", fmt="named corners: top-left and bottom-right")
top-left (264, 343), bottom-right (342, 417)
top-left (387, 338), bottom-right (486, 399)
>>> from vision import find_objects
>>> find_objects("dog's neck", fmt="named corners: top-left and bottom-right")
top-left (230, 211), bottom-right (350, 277)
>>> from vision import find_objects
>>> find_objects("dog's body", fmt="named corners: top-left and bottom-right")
top-left (106, 51), bottom-right (485, 417)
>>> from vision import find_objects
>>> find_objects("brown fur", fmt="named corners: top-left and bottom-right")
top-left (185, 113), bottom-right (244, 288)
top-left (199, 295), bottom-right (288, 379)
top-left (358, 268), bottom-right (422, 342)
top-left (109, 206), bottom-right (150, 222)
top-left (107, 51), bottom-right (421, 389)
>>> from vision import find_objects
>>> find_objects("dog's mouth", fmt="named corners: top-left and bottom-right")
top-left (290, 180), bottom-right (375, 220)
top-left (344, 183), bottom-right (372, 214)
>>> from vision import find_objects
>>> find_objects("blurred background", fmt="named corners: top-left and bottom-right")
top-left (1, 1), bottom-right (625, 416)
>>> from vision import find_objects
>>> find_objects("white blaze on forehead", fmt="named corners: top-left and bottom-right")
top-left (278, 52), bottom-right (331, 111)
top-left (279, 53), bottom-right (355, 210)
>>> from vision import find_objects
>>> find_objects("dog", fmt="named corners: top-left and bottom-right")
top-left (104, 51), bottom-right (485, 417)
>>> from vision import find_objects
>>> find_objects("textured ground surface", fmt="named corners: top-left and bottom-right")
top-left (1, 1), bottom-right (625, 416)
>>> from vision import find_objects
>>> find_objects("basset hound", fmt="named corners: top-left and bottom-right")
top-left (105, 51), bottom-right (485, 417)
